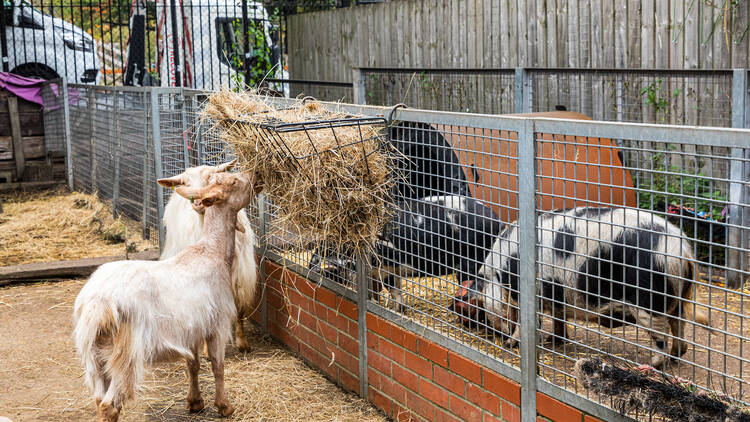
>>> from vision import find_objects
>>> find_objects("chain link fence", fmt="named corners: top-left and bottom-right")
top-left (45, 84), bottom-right (750, 421)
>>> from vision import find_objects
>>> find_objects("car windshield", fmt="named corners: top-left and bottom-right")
top-left (20, 0), bottom-right (42, 16)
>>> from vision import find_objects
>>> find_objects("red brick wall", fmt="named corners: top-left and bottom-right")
top-left (260, 261), bottom-right (596, 422)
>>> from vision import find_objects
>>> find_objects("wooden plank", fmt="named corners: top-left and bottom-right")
top-left (517, 0), bottom-right (527, 65)
top-left (500, 0), bottom-right (510, 67)
top-left (614, 0), bottom-right (627, 68)
top-left (0, 136), bottom-right (45, 160)
top-left (0, 250), bottom-right (160, 284)
top-left (396, 1), bottom-right (405, 68)
top-left (413, 0), bottom-right (422, 68)
top-left (627, 0), bottom-right (641, 68)
top-left (580, 1), bottom-right (591, 68)
top-left (601, 0), bottom-right (614, 68)
top-left (698, 0), bottom-right (714, 69)
top-left (684, 0), bottom-right (699, 129)
top-left (557, 0), bottom-right (569, 67)
top-left (546, 0), bottom-right (557, 67)
top-left (579, 2), bottom-right (591, 113)
top-left (527, 0), bottom-right (538, 66)
top-left (654, 0), bottom-right (670, 68)
top-left (670, 0), bottom-right (685, 125)
top-left (0, 180), bottom-right (64, 193)
top-left (732, 1), bottom-right (749, 67)
top-left (641, 0), bottom-right (655, 123)
top-left (591, 0), bottom-right (604, 120)
top-left (474, 0), bottom-right (482, 68)
top-left (459, 0), bottom-right (467, 68)
top-left (483, 0), bottom-right (492, 67)
top-left (713, 1), bottom-right (730, 69)
top-left (0, 112), bottom-right (44, 137)
top-left (8, 96), bottom-right (25, 180)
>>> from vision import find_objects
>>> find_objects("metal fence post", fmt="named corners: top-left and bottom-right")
top-left (151, 90), bottom-right (166, 252)
top-left (61, 79), bottom-right (73, 190)
top-left (515, 67), bottom-right (532, 114)
top-left (517, 118), bottom-right (538, 422)
top-left (258, 194), bottom-right (268, 333)
top-left (179, 91), bottom-right (190, 169)
top-left (355, 251), bottom-right (369, 398)
top-left (142, 91), bottom-right (151, 240)
top-left (352, 68), bottom-right (367, 105)
top-left (728, 69), bottom-right (750, 289)
top-left (88, 89), bottom-right (97, 192)
top-left (112, 89), bottom-right (121, 217)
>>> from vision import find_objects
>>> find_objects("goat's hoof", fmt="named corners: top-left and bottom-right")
top-left (216, 402), bottom-right (234, 417)
top-left (236, 338), bottom-right (251, 352)
top-left (186, 397), bottom-right (205, 413)
top-left (97, 402), bottom-right (120, 422)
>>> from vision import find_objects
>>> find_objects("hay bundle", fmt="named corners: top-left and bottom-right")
top-left (575, 358), bottom-right (750, 422)
top-left (201, 89), bottom-right (400, 251)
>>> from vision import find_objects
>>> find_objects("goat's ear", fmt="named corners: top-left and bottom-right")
top-left (199, 189), bottom-right (224, 208)
top-left (157, 175), bottom-right (183, 188)
top-left (175, 185), bottom-right (206, 202)
top-left (235, 220), bottom-right (246, 233)
top-left (216, 159), bottom-right (237, 173)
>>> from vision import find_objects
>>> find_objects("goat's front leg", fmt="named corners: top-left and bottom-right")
top-left (185, 344), bottom-right (205, 413)
top-left (206, 336), bottom-right (234, 417)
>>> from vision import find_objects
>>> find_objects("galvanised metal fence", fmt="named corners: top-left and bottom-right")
top-left (48, 84), bottom-right (750, 422)
top-left (357, 67), bottom-right (739, 128)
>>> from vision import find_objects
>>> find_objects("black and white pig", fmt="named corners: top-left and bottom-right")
top-left (471, 207), bottom-right (710, 368)
top-left (316, 195), bottom-right (501, 312)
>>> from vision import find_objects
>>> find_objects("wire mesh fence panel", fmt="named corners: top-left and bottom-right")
top-left (58, 85), bottom-right (750, 420)
top-left (64, 85), bottom-right (165, 245)
top-left (528, 69), bottom-right (734, 127)
top-left (529, 121), bottom-right (750, 416)
top-left (114, 90), bottom-right (156, 230)
top-left (287, 82), bottom-right (353, 103)
top-left (40, 79), bottom-right (67, 156)
top-left (362, 69), bottom-right (516, 114)
top-left (68, 86), bottom-right (95, 193)
top-left (354, 119), bottom-right (524, 368)
top-left (89, 88), bottom-right (118, 201)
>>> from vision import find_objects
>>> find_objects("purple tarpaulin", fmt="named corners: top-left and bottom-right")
top-left (0, 72), bottom-right (47, 108)
top-left (0, 72), bottom-right (81, 110)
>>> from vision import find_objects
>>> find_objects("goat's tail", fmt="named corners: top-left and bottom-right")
top-left (681, 260), bottom-right (713, 331)
top-left (73, 299), bottom-right (119, 394)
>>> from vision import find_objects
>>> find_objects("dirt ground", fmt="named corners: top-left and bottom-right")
top-left (0, 278), bottom-right (386, 422)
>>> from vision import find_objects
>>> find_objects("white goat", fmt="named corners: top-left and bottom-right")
top-left (73, 169), bottom-right (261, 421)
top-left (160, 161), bottom-right (258, 351)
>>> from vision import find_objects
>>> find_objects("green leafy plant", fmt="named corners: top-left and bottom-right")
top-left (637, 150), bottom-right (727, 222)
top-left (227, 18), bottom-right (274, 90)
top-left (640, 78), bottom-right (674, 122)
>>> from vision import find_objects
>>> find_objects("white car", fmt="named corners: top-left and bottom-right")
top-left (151, 0), bottom-right (287, 94)
top-left (4, 0), bottom-right (100, 83)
